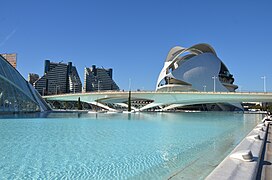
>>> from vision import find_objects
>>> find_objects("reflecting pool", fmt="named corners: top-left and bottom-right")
top-left (0, 112), bottom-right (262, 179)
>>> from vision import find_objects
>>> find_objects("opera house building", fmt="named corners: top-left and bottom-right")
top-left (156, 43), bottom-right (242, 111)
top-left (0, 55), bottom-right (50, 114)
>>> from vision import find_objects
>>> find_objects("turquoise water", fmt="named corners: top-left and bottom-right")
top-left (0, 112), bottom-right (262, 179)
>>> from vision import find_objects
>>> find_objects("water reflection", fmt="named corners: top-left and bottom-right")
top-left (0, 111), bottom-right (263, 179)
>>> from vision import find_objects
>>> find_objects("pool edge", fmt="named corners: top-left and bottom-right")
top-left (205, 115), bottom-right (271, 180)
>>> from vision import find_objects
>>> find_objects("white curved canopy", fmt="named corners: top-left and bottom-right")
top-left (157, 43), bottom-right (219, 89)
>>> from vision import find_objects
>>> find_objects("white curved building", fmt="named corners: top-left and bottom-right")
top-left (156, 43), bottom-right (241, 111)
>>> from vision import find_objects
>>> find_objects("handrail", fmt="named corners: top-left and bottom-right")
top-left (44, 91), bottom-right (272, 98)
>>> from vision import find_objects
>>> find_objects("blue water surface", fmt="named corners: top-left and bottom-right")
top-left (0, 112), bottom-right (262, 179)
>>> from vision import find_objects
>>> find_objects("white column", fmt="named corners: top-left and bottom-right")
top-left (212, 76), bottom-right (217, 92)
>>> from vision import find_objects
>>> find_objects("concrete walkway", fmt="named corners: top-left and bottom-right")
top-left (206, 116), bottom-right (272, 180)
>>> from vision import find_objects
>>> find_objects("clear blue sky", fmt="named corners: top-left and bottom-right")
top-left (1, 0), bottom-right (272, 91)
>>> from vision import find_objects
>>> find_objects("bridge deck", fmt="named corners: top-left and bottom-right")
top-left (44, 91), bottom-right (272, 111)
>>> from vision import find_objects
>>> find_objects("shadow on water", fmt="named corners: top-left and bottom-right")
top-left (0, 111), bottom-right (88, 119)
top-left (0, 111), bottom-right (246, 121)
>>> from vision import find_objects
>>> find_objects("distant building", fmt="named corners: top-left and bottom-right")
top-left (1, 53), bottom-right (17, 68)
top-left (156, 43), bottom-right (242, 111)
top-left (84, 65), bottom-right (119, 92)
top-left (34, 60), bottom-right (82, 95)
top-left (28, 73), bottom-right (39, 85)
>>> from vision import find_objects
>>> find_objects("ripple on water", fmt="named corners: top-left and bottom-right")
top-left (0, 112), bottom-right (262, 179)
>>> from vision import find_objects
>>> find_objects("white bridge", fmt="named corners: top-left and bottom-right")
top-left (44, 91), bottom-right (272, 111)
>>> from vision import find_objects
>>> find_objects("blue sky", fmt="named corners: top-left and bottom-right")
top-left (1, 0), bottom-right (272, 91)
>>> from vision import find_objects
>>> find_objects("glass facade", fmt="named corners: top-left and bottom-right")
top-left (0, 77), bottom-right (39, 112)
top-left (0, 55), bottom-right (49, 113)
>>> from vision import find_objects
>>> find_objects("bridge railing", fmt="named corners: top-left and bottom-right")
top-left (43, 90), bottom-right (272, 98)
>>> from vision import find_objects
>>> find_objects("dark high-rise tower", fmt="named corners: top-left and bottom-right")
top-left (84, 65), bottom-right (119, 92)
top-left (34, 60), bottom-right (82, 95)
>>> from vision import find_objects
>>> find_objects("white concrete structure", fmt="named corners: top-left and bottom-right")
top-left (44, 44), bottom-right (270, 112)
top-left (206, 117), bottom-right (271, 180)
top-left (156, 43), bottom-right (240, 110)
top-left (45, 91), bottom-right (272, 112)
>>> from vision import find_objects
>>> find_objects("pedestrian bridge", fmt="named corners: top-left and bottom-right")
top-left (44, 91), bottom-right (272, 111)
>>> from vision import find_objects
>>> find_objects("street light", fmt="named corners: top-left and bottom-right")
top-left (261, 76), bottom-right (266, 93)
top-left (212, 76), bottom-right (217, 92)
top-left (73, 83), bottom-right (78, 94)
top-left (98, 80), bottom-right (101, 92)
top-left (42, 87), bottom-right (46, 96)
top-left (55, 85), bottom-right (60, 94)
top-left (203, 85), bottom-right (206, 92)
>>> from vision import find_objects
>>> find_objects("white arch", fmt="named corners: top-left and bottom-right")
top-left (156, 43), bottom-right (218, 90)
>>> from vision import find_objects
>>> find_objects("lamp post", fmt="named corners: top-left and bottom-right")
top-left (203, 85), bottom-right (206, 92)
top-left (91, 83), bottom-right (94, 91)
top-left (73, 83), bottom-right (78, 94)
top-left (42, 87), bottom-right (46, 96)
top-left (212, 76), bottom-right (217, 92)
top-left (98, 80), bottom-right (101, 92)
top-left (261, 76), bottom-right (266, 93)
top-left (55, 85), bottom-right (60, 94)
